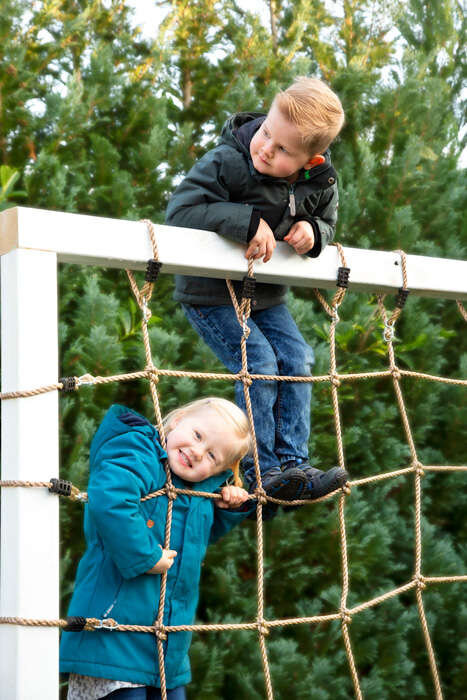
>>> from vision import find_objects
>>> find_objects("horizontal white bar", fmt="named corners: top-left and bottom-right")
top-left (1, 207), bottom-right (466, 299)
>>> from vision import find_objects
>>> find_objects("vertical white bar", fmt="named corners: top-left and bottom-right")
top-left (1, 249), bottom-right (59, 699)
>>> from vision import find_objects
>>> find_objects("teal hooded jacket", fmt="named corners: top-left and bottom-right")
top-left (60, 404), bottom-right (252, 688)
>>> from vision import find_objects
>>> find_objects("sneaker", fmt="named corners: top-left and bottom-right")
top-left (247, 466), bottom-right (308, 500)
top-left (300, 464), bottom-right (348, 500)
top-left (247, 466), bottom-right (308, 520)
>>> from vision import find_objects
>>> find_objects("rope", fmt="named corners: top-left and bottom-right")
top-left (456, 300), bottom-right (467, 322)
top-left (1, 228), bottom-right (465, 700)
top-left (2, 366), bottom-right (465, 402)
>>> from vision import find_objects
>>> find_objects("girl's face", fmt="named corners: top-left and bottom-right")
top-left (165, 408), bottom-right (237, 483)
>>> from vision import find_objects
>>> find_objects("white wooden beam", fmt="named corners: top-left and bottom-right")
top-left (1, 206), bottom-right (466, 299)
top-left (0, 249), bottom-right (60, 699)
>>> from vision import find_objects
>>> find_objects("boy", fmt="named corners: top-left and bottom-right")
top-left (165, 77), bottom-right (348, 511)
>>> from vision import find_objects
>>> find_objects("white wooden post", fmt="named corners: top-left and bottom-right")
top-left (0, 249), bottom-right (60, 699)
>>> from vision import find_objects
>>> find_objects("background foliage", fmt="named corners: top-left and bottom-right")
top-left (1, 1), bottom-right (466, 697)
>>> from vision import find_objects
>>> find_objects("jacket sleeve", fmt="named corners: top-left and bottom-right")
top-left (209, 500), bottom-right (255, 544)
top-left (303, 182), bottom-right (338, 258)
top-left (165, 147), bottom-right (255, 244)
top-left (87, 431), bottom-right (164, 580)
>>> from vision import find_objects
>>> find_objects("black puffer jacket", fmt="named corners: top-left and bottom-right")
top-left (165, 112), bottom-right (339, 308)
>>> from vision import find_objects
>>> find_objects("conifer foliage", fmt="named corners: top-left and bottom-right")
top-left (1, 1), bottom-right (466, 697)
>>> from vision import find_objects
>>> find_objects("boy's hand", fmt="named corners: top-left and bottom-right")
top-left (284, 220), bottom-right (315, 255)
top-left (216, 485), bottom-right (250, 509)
top-left (245, 218), bottom-right (276, 262)
top-left (146, 548), bottom-right (177, 574)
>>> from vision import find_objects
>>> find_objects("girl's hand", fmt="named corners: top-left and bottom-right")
top-left (245, 219), bottom-right (276, 262)
top-left (284, 220), bottom-right (315, 255)
top-left (216, 485), bottom-right (250, 509)
top-left (146, 548), bottom-right (177, 574)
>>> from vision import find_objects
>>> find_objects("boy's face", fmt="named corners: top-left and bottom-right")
top-left (166, 408), bottom-right (237, 483)
top-left (250, 102), bottom-right (316, 182)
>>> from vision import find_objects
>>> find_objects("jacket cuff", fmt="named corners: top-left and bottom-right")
top-left (247, 208), bottom-right (262, 242)
top-left (119, 546), bottom-right (163, 580)
top-left (305, 220), bottom-right (322, 258)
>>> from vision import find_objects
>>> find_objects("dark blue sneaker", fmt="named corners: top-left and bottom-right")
top-left (247, 466), bottom-right (308, 520)
top-left (252, 466), bottom-right (308, 500)
top-left (300, 465), bottom-right (348, 500)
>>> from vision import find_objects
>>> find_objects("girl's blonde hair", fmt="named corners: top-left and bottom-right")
top-left (274, 76), bottom-right (345, 155)
top-left (163, 397), bottom-right (252, 487)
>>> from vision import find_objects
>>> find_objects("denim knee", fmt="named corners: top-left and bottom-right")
top-left (247, 348), bottom-right (278, 377)
top-left (280, 342), bottom-right (314, 377)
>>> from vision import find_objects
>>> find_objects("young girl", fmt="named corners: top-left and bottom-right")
top-left (60, 397), bottom-right (253, 699)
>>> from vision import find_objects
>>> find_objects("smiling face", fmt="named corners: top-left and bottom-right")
top-left (165, 407), bottom-right (238, 483)
top-left (249, 102), bottom-right (316, 182)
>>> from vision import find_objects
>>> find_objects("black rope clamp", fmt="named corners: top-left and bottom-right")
top-left (145, 259), bottom-right (162, 283)
top-left (49, 478), bottom-right (72, 497)
top-left (395, 287), bottom-right (410, 309)
top-left (64, 616), bottom-right (87, 632)
top-left (241, 275), bottom-right (256, 299)
top-left (336, 266), bottom-right (350, 288)
top-left (59, 376), bottom-right (77, 392)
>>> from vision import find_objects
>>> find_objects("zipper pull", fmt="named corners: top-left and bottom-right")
top-left (289, 186), bottom-right (296, 216)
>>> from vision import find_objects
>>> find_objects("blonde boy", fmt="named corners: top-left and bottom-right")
top-left (166, 77), bottom-right (347, 514)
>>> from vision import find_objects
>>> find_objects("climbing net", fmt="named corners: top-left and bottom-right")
top-left (1, 220), bottom-right (466, 699)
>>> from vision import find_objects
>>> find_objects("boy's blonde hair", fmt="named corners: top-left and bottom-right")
top-left (274, 76), bottom-right (344, 155)
top-left (163, 397), bottom-right (252, 487)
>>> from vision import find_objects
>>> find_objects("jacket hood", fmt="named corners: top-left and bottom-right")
top-left (90, 404), bottom-right (233, 493)
top-left (220, 111), bottom-right (265, 153)
top-left (219, 111), bottom-right (335, 184)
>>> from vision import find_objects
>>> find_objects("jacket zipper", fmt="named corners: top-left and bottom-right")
top-left (289, 185), bottom-right (296, 216)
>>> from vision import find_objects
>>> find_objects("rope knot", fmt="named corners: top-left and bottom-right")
top-left (254, 487), bottom-right (268, 505)
top-left (391, 367), bottom-right (402, 380)
top-left (342, 483), bottom-right (351, 496)
top-left (413, 574), bottom-right (426, 590)
top-left (257, 619), bottom-right (269, 637)
top-left (154, 621), bottom-right (167, 641)
top-left (165, 483), bottom-right (178, 501)
top-left (146, 367), bottom-right (160, 383)
top-left (239, 370), bottom-right (252, 387)
top-left (412, 461), bottom-right (425, 478)
top-left (340, 609), bottom-right (352, 625)
top-left (330, 374), bottom-right (341, 387)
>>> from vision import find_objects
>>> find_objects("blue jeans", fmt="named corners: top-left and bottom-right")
top-left (182, 303), bottom-right (314, 481)
top-left (104, 686), bottom-right (186, 699)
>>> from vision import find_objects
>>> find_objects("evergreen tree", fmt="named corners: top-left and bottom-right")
top-left (0, 1), bottom-right (465, 697)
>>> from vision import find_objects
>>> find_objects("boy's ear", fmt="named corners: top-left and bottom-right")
top-left (304, 154), bottom-right (326, 170)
